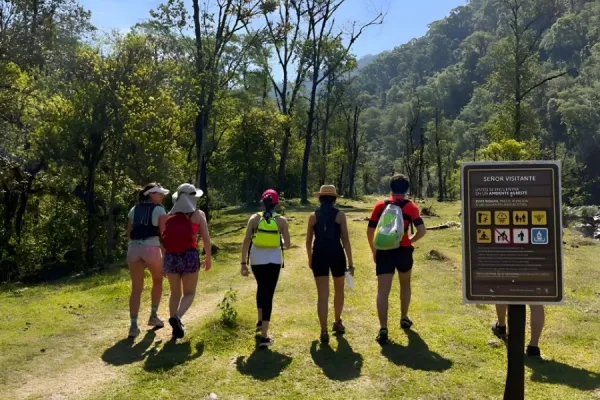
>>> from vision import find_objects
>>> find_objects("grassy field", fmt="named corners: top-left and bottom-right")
top-left (1, 199), bottom-right (599, 400)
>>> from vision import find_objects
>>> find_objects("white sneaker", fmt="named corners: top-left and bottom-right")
top-left (128, 326), bottom-right (140, 338)
top-left (148, 316), bottom-right (164, 328)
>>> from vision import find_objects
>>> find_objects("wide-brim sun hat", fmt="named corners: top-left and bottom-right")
top-left (314, 185), bottom-right (341, 198)
top-left (170, 183), bottom-right (203, 214)
top-left (172, 183), bottom-right (204, 202)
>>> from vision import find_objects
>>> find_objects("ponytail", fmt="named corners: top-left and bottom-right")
top-left (262, 195), bottom-right (276, 221)
top-left (319, 195), bottom-right (336, 214)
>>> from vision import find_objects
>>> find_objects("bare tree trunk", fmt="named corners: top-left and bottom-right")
top-left (301, 77), bottom-right (319, 204)
top-left (417, 127), bottom-right (425, 198)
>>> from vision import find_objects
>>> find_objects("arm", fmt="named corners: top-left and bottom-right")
top-left (409, 204), bottom-right (426, 244)
top-left (306, 213), bottom-right (316, 269)
top-left (367, 227), bottom-right (376, 258)
top-left (339, 212), bottom-right (354, 274)
top-left (126, 222), bottom-right (132, 241)
top-left (279, 217), bottom-right (291, 250)
top-left (367, 201), bottom-right (383, 263)
top-left (158, 214), bottom-right (168, 235)
top-left (196, 211), bottom-right (212, 271)
top-left (241, 215), bottom-right (257, 276)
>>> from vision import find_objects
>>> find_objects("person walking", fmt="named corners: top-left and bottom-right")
top-left (492, 305), bottom-right (545, 357)
top-left (306, 185), bottom-right (354, 344)
top-left (367, 174), bottom-right (426, 345)
top-left (126, 183), bottom-right (170, 338)
top-left (161, 183), bottom-right (212, 340)
top-left (240, 189), bottom-right (291, 348)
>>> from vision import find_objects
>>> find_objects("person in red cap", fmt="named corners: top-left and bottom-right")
top-left (240, 189), bottom-right (291, 348)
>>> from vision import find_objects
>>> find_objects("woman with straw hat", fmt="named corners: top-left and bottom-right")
top-left (306, 185), bottom-right (354, 344)
top-left (160, 183), bottom-right (212, 339)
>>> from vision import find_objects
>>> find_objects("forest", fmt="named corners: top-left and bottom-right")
top-left (1, 0), bottom-right (599, 281)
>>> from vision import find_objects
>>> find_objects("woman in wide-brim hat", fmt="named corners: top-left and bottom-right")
top-left (160, 183), bottom-right (212, 340)
top-left (305, 185), bottom-right (354, 344)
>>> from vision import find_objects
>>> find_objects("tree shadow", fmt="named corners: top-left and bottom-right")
top-left (526, 357), bottom-right (600, 391)
top-left (381, 330), bottom-right (453, 372)
top-left (310, 335), bottom-right (364, 381)
top-left (143, 339), bottom-right (204, 372)
top-left (235, 341), bottom-right (293, 381)
top-left (101, 330), bottom-right (156, 366)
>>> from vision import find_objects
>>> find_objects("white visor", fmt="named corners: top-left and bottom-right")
top-left (144, 186), bottom-right (170, 196)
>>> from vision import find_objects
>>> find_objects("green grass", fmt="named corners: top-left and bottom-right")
top-left (1, 200), bottom-right (599, 400)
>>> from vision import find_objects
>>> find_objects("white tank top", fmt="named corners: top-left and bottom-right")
top-left (250, 245), bottom-right (282, 266)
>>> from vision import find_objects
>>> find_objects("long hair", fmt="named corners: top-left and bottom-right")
top-left (262, 195), bottom-right (276, 221)
top-left (318, 195), bottom-right (336, 214)
top-left (138, 182), bottom-right (159, 203)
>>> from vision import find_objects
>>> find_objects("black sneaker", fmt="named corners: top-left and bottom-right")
top-left (169, 316), bottom-right (184, 339)
top-left (320, 331), bottom-right (330, 344)
top-left (376, 328), bottom-right (388, 345)
top-left (526, 345), bottom-right (541, 358)
top-left (259, 336), bottom-right (274, 348)
top-left (400, 317), bottom-right (413, 330)
top-left (491, 322), bottom-right (507, 338)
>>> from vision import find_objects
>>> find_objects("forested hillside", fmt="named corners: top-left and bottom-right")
top-left (1, 0), bottom-right (599, 281)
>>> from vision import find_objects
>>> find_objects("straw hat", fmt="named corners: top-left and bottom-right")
top-left (313, 185), bottom-right (341, 198)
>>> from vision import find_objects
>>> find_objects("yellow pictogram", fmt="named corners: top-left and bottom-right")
top-left (513, 211), bottom-right (528, 225)
top-left (494, 211), bottom-right (510, 226)
top-left (477, 229), bottom-right (492, 244)
top-left (476, 211), bottom-right (491, 225)
top-left (532, 211), bottom-right (547, 225)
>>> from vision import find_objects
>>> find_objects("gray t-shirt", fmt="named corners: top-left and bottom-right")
top-left (128, 205), bottom-right (166, 246)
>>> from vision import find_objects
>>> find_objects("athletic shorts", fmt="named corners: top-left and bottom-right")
top-left (376, 246), bottom-right (414, 275)
top-left (164, 248), bottom-right (200, 274)
top-left (312, 247), bottom-right (346, 278)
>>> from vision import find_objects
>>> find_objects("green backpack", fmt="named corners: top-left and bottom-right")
top-left (373, 200), bottom-right (407, 250)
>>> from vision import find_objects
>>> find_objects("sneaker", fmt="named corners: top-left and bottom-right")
top-left (526, 345), bottom-right (541, 358)
top-left (169, 316), bottom-right (185, 339)
top-left (259, 336), bottom-right (274, 348)
top-left (128, 326), bottom-right (140, 339)
top-left (376, 328), bottom-right (388, 345)
top-left (148, 316), bottom-right (164, 328)
top-left (491, 322), bottom-right (507, 338)
top-left (320, 331), bottom-right (330, 344)
top-left (400, 317), bottom-right (413, 330)
top-left (332, 320), bottom-right (346, 335)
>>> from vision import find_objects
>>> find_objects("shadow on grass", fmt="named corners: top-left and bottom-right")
top-left (527, 357), bottom-right (600, 391)
top-left (101, 330), bottom-right (156, 366)
top-left (381, 330), bottom-right (453, 372)
top-left (235, 342), bottom-right (293, 381)
top-left (143, 339), bottom-right (204, 372)
top-left (310, 335), bottom-right (363, 381)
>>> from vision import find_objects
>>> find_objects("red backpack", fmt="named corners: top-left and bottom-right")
top-left (161, 213), bottom-right (195, 254)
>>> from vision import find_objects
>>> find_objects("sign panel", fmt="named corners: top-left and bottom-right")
top-left (461, 161), bottom-right (563, 304)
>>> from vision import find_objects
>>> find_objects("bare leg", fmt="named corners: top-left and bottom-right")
top-left (398, 271), bottom-right (412, 319)
top-left (529, 305), bottom-right (545, 347)
top-left (167, 273), bottom-right (182, 318)
top-left (261, 321), bottom-right (270, 338)
top-left (128, 259), bottom-right (145, 326)
top-left (496, 304), bottom-right (508, 326)
top-left (377, 274), bottom-right (394, 329)
top-left (145, 248), bottom-right (164, 310)
top-left (333, 276), bottom-right (345, 323)
top-left (315, 276), bottom-right (330, 332)
top-left (177, 272), bottom-right (199, 319)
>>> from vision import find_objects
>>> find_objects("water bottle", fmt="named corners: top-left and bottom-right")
top-left (345, 267), bottom-right (354, 289)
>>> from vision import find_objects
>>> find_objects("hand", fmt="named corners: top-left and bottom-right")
top-left (348, 265), bottom-right (355, 276)
top-left (308, 258), bottom-right (313, 270)
top-left (240, 263), bottom-right (249, 277)
top-left (203, 257), bottom-right (212, 271)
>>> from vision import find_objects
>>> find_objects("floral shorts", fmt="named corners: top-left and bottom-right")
top-left (163, 248), bottom-right (200, 274)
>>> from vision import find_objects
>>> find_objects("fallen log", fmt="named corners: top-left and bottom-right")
top-left (215, 225), bottom-right (245, 237)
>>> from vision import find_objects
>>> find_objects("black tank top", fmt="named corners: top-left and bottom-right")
top-left (313, 208), bottom-right (343, 252)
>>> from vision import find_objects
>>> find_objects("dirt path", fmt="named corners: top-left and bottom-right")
top-left (9, 287), bottom-right (241, 400)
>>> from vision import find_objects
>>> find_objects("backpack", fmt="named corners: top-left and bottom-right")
top-left (314, 208), bottom-right (340, 249)
top-left (161, 213), bottom-right (195, 254)
top-left (373, 199), bottom-right (409, 251)
top-left (252, 212), bottom-right (281, 248)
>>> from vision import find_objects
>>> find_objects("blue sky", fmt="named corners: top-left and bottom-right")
top-left (80, 0), bottom-right (465, 78)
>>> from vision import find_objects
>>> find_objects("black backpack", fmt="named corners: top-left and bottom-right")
top-left (314, 208), bottom-right (340, 248)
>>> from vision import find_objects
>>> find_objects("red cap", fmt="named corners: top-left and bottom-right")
top-left (261, 189), bottom-right (279, 204)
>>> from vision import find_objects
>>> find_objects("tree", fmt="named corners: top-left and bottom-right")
top-left (299, 0), bottom-right (382, 203)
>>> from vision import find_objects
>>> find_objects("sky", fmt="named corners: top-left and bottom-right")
top-left (79, 0), bottom-right (466, 77)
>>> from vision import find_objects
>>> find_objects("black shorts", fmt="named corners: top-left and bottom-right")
top-left (312, 247), bottom-right (346, 278)
top-left (376, 246), bottom-right (414, 275)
